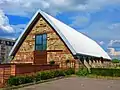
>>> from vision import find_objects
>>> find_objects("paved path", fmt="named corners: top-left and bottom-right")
top-left (19, 77), bottom-right (120, 90)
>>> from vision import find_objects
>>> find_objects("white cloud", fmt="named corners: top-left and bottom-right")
top-left (0, 9), bottom-right (26, 39)
top-left (108, 23), bottom-right (120, 30)
top-left (0, 0), bottom-right (120, 17)
top-left (0, 0), bottom-right (119, 42)
top-left (11, 24), bottom-right (26, 37)
top-left (108, 40), bottom-right (120, 47)
top-left (0, 25), bottom-right (13, 32)
top-left (99, 41), bottom-right (105, 45)
top-left (0, 9), bottom-right (14, 33)
top-left (70, 14), bottom-right (90, 28)
top-left (11, 24), bottom-right (26, 32)
top-left (107, 40), bottom-right (120, 59)
top-left (0, 23), bottom-right (26, 39)
top-left (0, 0), bottom-right (66, 16)
top-left (78, 22), bottom-right (120, 40)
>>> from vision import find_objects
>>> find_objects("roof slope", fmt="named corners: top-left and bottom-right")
top-left (9, 10), bottom-right (111, 60)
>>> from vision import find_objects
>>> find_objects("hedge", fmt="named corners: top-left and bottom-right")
top-left (91, 68), bottom-right (120, 77)
top-left (75, 68), bottom-right (89, 76)
top-left (75, 68), bottom-right (120, 77)
top-left (7, 68), bottom-right (75, 86)
top-left (7, 75), bottom-right (34, 86)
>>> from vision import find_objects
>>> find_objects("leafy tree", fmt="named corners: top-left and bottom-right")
top-left (112, 59), bottom-right (120, 63)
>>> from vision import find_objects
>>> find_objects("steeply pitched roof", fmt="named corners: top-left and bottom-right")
top-left (9, 10), bottom-right (111, 60)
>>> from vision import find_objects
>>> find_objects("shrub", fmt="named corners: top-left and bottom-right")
top-left (55, 69), bottom-right (65, 77)
top-left (40, 71), bottom-right (51, 80)
top-left (7, 76), bottom-right (20, 86)
top-left (34, 72), bottom-right (41, 82)
top-left (7, 75), bottom-right (34, 86)
top-left (49, 60), bottom-right (55, 65)
top-left (51, 70), bottom-right (63, 77)
top-left (7, 69), bottom-right (74, 86)
top-left (64, 68), bottom-right (75, 75)
top-left (23, 76), bottom-right (34, 84)
top-left (76, 68), bottom-right (89, 76)
top-left (91, 68), bottom-right (120, 77)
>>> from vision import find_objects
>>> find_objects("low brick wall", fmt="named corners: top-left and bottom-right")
top-left (13, 64), bottom-right (59, 75)
top-left (0, 63), bottom-right (59, 87)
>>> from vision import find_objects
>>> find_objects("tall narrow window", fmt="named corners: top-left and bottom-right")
top-left (35, 34), bottom-right (47, 50)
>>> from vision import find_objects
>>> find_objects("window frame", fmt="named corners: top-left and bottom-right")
top-left (35, 33), bottom-right (47, 50)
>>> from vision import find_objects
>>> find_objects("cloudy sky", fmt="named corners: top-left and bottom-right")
top-left (0, 0), bottom-right (120, 57)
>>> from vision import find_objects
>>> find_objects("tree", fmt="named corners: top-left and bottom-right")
top-left (112, 59), bottom-right (120, 63)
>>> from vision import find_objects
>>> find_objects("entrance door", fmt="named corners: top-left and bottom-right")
top-left (34, 50), bottom-right (47, 64)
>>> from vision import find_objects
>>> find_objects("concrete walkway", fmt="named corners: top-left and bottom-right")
top-left (19, 77), bottom-right (120, 90)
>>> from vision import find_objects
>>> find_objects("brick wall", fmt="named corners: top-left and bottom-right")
top-left (0, 63), bottom-right (59, 87)
top-left (13, 64), bottom-right (59, 75)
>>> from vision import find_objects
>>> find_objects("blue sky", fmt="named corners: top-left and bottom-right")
top-left (0, 0), bottom-right (120, 58)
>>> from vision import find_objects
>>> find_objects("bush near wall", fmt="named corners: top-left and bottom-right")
top-left (75, 68), bottom-right (89, 76)
top-left (91, 68), bottom-right (120, 77)
top-left (75, 68), bottom-right (120, 77)
top-left (7, 68), bottom-right (75, 86)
